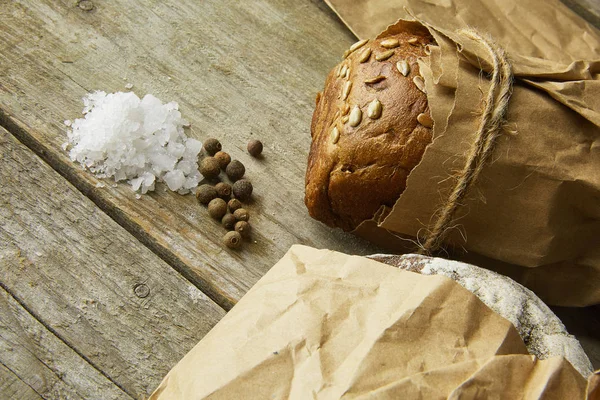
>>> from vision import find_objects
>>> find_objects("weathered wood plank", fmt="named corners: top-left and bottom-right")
top-left (1, 2), bottom-right (598, 390)
top-left (0, 0), bottom-right (383, 310)
top-left (561, 0), bottom-right (600, 28)
top-left (0, 127), bottom-right (226, 398)
top-left (0, 285), bottom-right (129, 400)
top-left (0, 362), bottom-right (43, 400)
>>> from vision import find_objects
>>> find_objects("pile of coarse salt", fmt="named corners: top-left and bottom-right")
top-left (64, 91), bottom-right (202, 195)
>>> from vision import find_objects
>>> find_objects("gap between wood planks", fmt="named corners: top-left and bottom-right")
top-left (0, 361), bottom-right (43, 400)
top-left (0, 110), bottom-right (237, 312)
top-left (1, 125), bottom-right (227, 397)
top-left (560, 0), bottom-right (600, 28)
top-left (0, 0), bottom-right (384, 320)
top-left (0, 282), bottom-right (135, 399)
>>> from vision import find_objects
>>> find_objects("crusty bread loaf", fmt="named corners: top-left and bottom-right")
top-left (305, 26), bottom-right (434, 231)
top-left (368, 253), bottom-right (594, 378)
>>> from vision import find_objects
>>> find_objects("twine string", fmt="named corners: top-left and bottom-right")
top-left (419, 29), bottom-right (514, 255)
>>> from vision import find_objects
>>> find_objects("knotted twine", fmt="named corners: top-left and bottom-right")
top-left (419, 29), bottom-right (514, 255)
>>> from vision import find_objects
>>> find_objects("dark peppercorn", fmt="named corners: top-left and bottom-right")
top-left (232, 179), bottom-right (253, 200)
top-left (207, 198), bottom-right (227, 220)
top-left (214, 151), bottom-right (231, 169)
top-left (228, 198), bottom-right (242, 212)
top-left (234, 221), bottom-right (251, 237)
top-left (196, 184), bottom-right (218, 205)
top-left (247, 139), bottom-right (263, 157)
top-left (221, 213), bottom-right (237, 230)
top-left (223, 231), bottom-right (242, 249)
top-left (200, 156), bottom-right (221, 180)
top-left (215, 182), bottom-right (232, 199)
top-left (233, 208), bottom-right (249, 222)
top-left (226, 160), bottom-right (245, 181)
top-left (203, 138), bottom-right (222, 156)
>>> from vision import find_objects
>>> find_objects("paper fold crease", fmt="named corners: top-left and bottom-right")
top-left (328, 0), bottom-right (600, 306)
top-left (149, 246), bottom-right (595, 399)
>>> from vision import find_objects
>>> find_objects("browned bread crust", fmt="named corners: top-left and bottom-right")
top-left (305, 27), bottom-right (435, 231)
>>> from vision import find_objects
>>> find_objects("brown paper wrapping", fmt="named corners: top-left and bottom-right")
top-left (323, 0), bottom-right (600, 306)
top-left (149, 246), bottom-right (596, 399)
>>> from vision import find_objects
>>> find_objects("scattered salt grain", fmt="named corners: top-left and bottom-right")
top-left (125, 83), bottom-right (133, 89)
top-left (187, 286), bottom-right (205, 305)
top-left (66, 91), bottom-right (202, 194)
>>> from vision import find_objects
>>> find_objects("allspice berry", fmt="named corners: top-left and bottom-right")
top-left (215, 182), bottom-right (232, 199)
top-left (200, 156), bottom-right (221, 180)
top-left (207, 198), bottom-right (227, 220)
top-left (232, 179), bottom-right (253, 201)
top-left (196, 184), bottom-right (218, 205)
top-left (247, 139), bottom-right (263, 157)
top-left (221, 213), bottom-right (237, 230)
top-left (203, 138), bottom-right (222, 156)
top-left (235, 220), bottom-right (251, 237)
top-left (223, 231), bottom-right (242, 249)
top-left (226, 160), bottom-right (245, 181)
top-left (233, 208), bottom-right (249, 222)
top-left (214, 151), bottom-right (231, 169)
top-left (228, 198), bottom-right (242, 212)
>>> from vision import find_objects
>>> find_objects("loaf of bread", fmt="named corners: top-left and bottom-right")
top-left (368, 253), bottom-right (594, 378)
top-left (305, 26), bottom-right (435, 231)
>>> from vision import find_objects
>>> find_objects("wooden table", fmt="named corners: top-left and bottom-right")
top-left (1, 1), bottom-right (598, 398)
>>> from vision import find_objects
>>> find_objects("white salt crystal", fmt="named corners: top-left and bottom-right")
top-left (184, 138), bottom-right (202, 155)
top-left (167, 141), bottom-right (186, 158)
top-left (130, 176), bottom-right (144, 191)
top-left (64, 120), bottom-right (72, 126)
top-left (175, 160), bottom-right (194, 175)
top-left (164, 170), bottom-right (185, 191)
top-left (141, 172), bottom-right (156, 193)
top-left (66, 91), bottom-right (201, 194)
top-left (125, 83), bottom-right (134, 89)
top-left (150, 153), bottom-right (177, 173)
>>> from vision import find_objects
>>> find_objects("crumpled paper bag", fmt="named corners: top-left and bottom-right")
top-left (321, 0), bottom-right (600, 306)
top-left (149, 245), bottom-right (597, 399)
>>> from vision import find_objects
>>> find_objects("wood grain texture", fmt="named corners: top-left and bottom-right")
top-left (0, 0), bottom-right (383, 310)
top-left (0, 127), bottom-right (225, 398)
top-left (0, 286), bottom-right (129, 400)
top-left (0, 362), bottom-right (43, 400)
top-left (561, 0), bottom-right (600, 29)
top-left (1, 1), bottom-right (599, 393)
